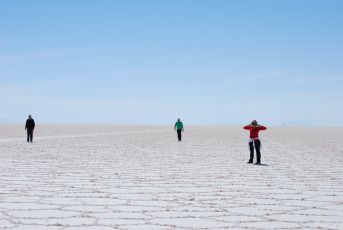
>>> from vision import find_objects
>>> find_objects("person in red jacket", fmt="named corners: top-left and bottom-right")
top-left (243, 120), bottom-right (267, 164)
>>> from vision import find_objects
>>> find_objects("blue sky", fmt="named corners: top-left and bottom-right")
top-left (1, 0), bottom-right (342, 126)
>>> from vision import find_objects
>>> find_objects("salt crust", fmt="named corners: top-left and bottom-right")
top-left (1, 124), bottom-right (343, 229)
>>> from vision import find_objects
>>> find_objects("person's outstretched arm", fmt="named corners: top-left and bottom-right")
top-left (258, 125), bottom-right (267, 130)
top-left (243, 125), bottom-right (252, 130)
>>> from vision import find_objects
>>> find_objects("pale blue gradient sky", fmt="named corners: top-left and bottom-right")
top-left (1, 0), bottom-right (342, 126)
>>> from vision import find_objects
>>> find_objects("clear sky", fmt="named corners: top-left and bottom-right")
top-left (1, 0), bottom-right (342, 126)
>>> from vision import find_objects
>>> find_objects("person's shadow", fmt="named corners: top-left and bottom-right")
top-left (255, 163), bottom-right (269, 166)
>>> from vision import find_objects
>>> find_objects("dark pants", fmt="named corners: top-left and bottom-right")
top-left (27, 129), bottom-right (33, 142)
top-left (249, 141), bottom-right (261, 163)
top-left (177, 129), bottom-right (182, 141)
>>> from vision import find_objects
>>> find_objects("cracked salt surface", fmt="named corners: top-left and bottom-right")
top-left (1, 124), bottom-right (343, 229)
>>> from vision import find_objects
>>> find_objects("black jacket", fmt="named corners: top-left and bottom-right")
top-left (25, 119), bottom-right (35, 130)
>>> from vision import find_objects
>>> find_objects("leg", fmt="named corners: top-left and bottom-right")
top-left (248, 142), bottom-right (254, 163)
top-left (255, 141), bottom-right (261, 163)
top-left (28, 129), bottom-right (33, 142)
top-left (177, 129), bottom-right (182, 141)
top-left (27, 130), bottom-right (30, 142)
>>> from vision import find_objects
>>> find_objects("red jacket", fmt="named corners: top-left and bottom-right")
top-left (243, 125), bottom-right (267, 139)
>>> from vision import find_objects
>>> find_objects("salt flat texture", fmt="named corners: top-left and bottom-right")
top-left (1, 124), bottom-right (343, 230)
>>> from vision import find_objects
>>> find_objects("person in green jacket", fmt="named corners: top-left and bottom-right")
top-left (174, 118), bottom-right (184, 141)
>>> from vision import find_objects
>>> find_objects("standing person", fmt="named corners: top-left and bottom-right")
top-left (25, 115), bottom-right (35, 142)
top-left (243, 120), bottom-right (267, 164)
top-left (174, 118), bottom-right (184, 142)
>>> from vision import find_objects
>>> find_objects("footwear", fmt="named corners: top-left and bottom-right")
top-left (254, 162), bottom-right (261, 165)
top-left (247, 161), bottom-right (253, 164)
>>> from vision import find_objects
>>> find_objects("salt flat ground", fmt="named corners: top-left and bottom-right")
top-left (0, 124), bottom-right (343, 230)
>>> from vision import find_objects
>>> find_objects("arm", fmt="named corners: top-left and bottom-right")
top-left (174, 124), bottom-right (176, 131)
top-left (33, 120), bottom-right (35, 131)
top-left (182, 125), bottom-right (184, 132)
top-left (25, 120), bottom-right (27, 130)
top-left (258, 125), bottom-right (267, 130)
top-left (243, 125), bottom-right (251, 130)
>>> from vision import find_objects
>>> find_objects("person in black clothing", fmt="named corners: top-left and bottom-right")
top-left (25, 115), bottom-right (35, 142)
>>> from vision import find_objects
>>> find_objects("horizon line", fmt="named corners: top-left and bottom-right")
top-left (0, 122), bottom-right (342, 128)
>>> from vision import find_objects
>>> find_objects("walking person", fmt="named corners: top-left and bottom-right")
top-left (243, 120), bottom-right (267, 164)
top-left (25, 115), bottom-right (35, 142)
top-left (174, 118), bottom-right (184, 142)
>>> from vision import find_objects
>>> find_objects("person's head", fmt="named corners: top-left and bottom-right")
top-left (28, 115), bottom-right (32, 119)
top-left (251, 120), bottom-right (257, 127)
top-left (177, 118), bottom-right (180, 122)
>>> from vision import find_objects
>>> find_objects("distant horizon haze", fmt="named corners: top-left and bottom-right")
top-left (1, 121), bottom-right (341, 127)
